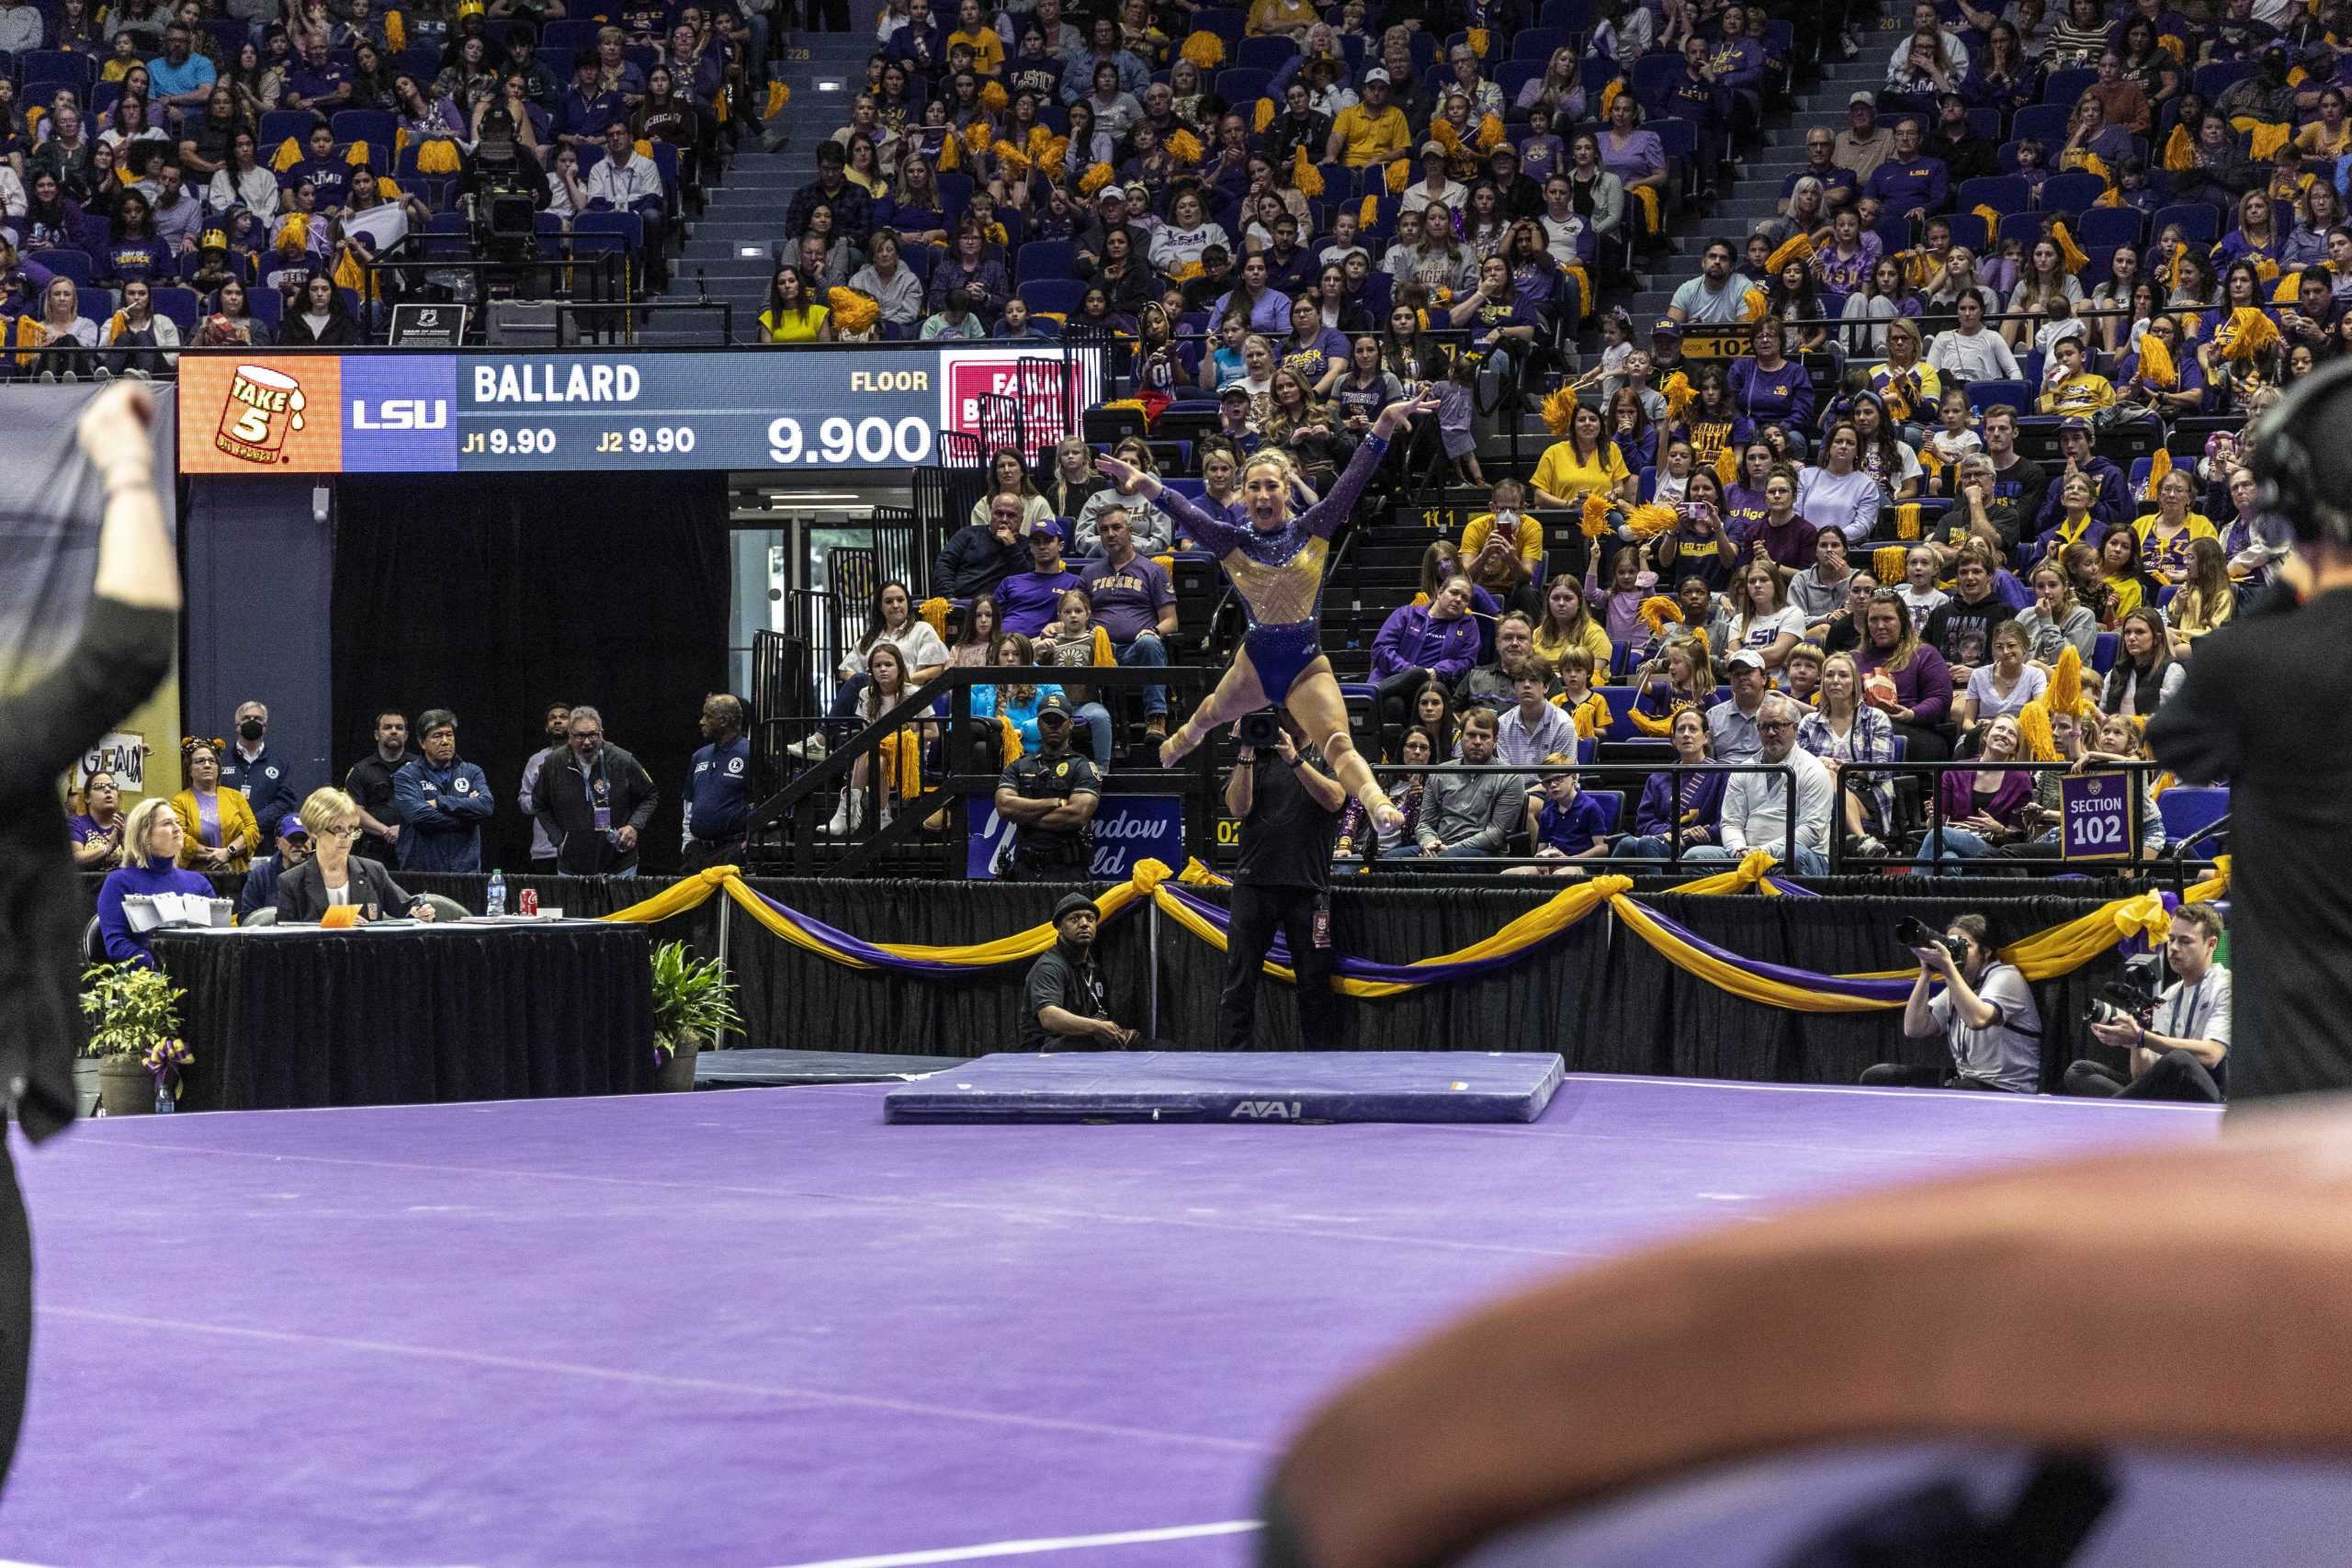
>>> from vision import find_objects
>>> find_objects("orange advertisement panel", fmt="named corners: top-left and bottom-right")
top-left (178, 355), bottom-right (345, 474)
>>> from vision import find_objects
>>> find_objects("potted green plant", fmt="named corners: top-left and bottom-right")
top-left (79, 963), bottom-right (192, 1116)
top-left (650, 940), bottom-right (740, 1093)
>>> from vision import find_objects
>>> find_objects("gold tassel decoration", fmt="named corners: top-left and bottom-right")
top-left (2163, 123), bottom-right (2196, 170)
top-left (1872, 545), bottom-right (1909, 582)
top-left (1541, 385), bottom-right (1580, 435)
top-left (1358, 192), bottom-right (1378, 231)
top-left (1895, 502), bottom-right (1923, 539)
top-left (1466, 25), bottom-right (1489, 56)
top-left (1254, 95), bottom-right (1275, 132)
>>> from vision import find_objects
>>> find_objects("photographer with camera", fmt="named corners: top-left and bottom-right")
top-left (1861, 914), bottom-right (2044, 1092)
top-left (2062, 903), bottom-right (2232, 1102)
top-left (1217, 711), bottom-right (1346, 1049)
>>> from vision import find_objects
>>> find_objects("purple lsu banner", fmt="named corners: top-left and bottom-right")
top-left (965, 795), bottom-right (1184, 880)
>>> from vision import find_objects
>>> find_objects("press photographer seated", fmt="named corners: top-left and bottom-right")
top-left (1861, 916), bottom-right (2044, 1093)
top-left (2063, 903), bottom-right (2232, 1103)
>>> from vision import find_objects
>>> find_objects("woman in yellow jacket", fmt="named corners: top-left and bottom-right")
top-left (170, 738), bottom-right (261, 874)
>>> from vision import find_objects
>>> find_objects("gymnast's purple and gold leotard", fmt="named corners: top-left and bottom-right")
top-left (1152, 434), bottom-right (1390, 702)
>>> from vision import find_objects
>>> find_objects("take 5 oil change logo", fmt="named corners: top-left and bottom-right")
top-left (181, 356), bottom-right (343, 472)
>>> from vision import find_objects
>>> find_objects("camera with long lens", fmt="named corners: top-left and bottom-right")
top-left (2086, 980), bottom-right (2161, 1028)
top-left (1238, 708), bottom-right (1284, 750)
top-left (1894, 916), bottom-right (1968, 965)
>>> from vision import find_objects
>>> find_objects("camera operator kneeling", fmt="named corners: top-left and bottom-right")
top-left (1861, 915), bottom-right (2044, 1092)
top-left (2062, 902), bottom-right (2232, 1103)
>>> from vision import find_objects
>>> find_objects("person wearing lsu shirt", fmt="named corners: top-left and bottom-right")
top-left (2037, 339), bottom-right (2117, 421)
top-left (1864, 117), bottom-right (1950, 223)
top-left (1324, 68), bottom-right (1410, 170)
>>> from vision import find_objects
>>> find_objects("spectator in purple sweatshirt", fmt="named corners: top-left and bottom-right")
top-left (1855, 588), bottom-right (1955, 760)
top-left (1724, 321), bottom-right (1817, 457)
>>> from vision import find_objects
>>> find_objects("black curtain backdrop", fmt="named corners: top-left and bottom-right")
top-left (81, 874), bottom-right (2134, 1090)
top-left (329, 474), bottom-right (732, 874)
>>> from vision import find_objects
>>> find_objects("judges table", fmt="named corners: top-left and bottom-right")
top-left (150, 918), bottom-right (658, 1111)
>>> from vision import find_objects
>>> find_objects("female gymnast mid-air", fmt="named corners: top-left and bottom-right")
top-left (1094, 392), bottom-right (1438, 833)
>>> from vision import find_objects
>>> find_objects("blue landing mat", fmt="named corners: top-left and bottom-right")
top-left (881, 1051), bottom-right (1566, 1124)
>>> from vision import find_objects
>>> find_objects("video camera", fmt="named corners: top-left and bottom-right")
top-left (1238, 709), bottom-right (1284, 750)
top-left (1894, 916), bottom-right (1968, 966)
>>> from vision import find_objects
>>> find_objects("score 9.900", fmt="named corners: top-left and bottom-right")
top-left (766, 414), bottom-right (933, 468)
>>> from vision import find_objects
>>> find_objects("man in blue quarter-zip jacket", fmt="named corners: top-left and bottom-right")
top-left (681, 694), bottom-right (752, 874)
top-left (392, 708), bottom-right (495, 873)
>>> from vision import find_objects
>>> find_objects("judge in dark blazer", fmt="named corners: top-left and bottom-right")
top-left (0, 383), bottom-right (181, 1487)
top-left (275, 786), bottom-right (438, 923)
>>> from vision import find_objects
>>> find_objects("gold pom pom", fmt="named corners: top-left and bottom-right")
top-left (962, 121), bottom-right (993, 153)
top-left (827, 287), bottom-right (880, 333)
top-left (2051, 642), bottom-right (2084, 716)
top-left (1638, 594), bottom-right (1685, 634)
top-left (1713, 444), bottom-right (1740, 488)
top-left (1167, 128), bottom-right (1204, 165)
top-left (1626, 502), bottom-right (1679, 538)
top-left (979, 80), bottom-right (1007, 112)
top-left (1663, 370), bottom-right (1693, 419)
top-left (1466, 26), bottom-right (1489, 56)
top-left (2016, 699), bottom-right (2057, 762)
top-left (1385, 158), bottom-right (1409, 194)
top-left (1179, 29), bottom-right (1226, 68)
top-left (1292, 144), bottom-right (1324, 197)
top-left (1476, 113), bottom-right (1504, 152)
top-left (1541, 385), bottom-right (1580, 436)
top-left (1080, 162), bottom-right (1115, 195)
top-left (1579, 492), bottom-right (1611, 538)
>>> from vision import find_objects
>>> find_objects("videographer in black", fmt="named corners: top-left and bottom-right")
top-left (2148, 361), bottom-right (2352, 1100)
top-left (1860, 915), bottom-right (2044, 1093)
top-left (1218, 711), bottom-right (1347, 1049)
top-left (2062, 902), bottom-right (2232, 1102)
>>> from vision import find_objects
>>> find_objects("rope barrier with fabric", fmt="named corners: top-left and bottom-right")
top-left (595, 858), bottom-right (2230, 1014)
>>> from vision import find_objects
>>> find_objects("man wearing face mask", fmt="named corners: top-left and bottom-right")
top-left (531, 705), bottom-right (660, 876)
top-left (520, 702), bottom-right (571, 874)
top-left (219, 698), bottom-right (301, 851)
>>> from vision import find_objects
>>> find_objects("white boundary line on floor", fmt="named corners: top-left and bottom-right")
top-left (38, 1308), bottom-right (1271, 1456)
top-left (766, 1519), bottom-right (1264, 1568)
top-left (76, 1140), bottom-right (1602, 1260)
top-left (1563, 1074), bottom-right (2220, 1111)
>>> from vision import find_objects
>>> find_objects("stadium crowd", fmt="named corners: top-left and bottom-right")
top-left (757, 0), bottom-right (2313, 874)
top-left (0, 0), bottom-right (775, 360)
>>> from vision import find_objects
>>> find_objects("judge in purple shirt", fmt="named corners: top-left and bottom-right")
top-left (1856, 588), bottom-right (1956, 760)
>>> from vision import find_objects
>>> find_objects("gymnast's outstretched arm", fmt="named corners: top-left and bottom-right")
top-left (1096, 460), bottom-right (1250, 557)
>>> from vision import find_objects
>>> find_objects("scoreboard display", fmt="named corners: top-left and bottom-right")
top-left (177, 344), bottom-right (1095, 476)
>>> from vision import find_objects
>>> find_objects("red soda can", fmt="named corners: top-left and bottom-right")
top-left (518, 887), bottom-right (540, 916)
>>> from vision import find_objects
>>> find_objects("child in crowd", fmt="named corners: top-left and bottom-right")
top-left (1580, 306), bottom-right (1636, 395)
top-left (1319, 210), bottom-right (1370, 270)
top-left (2111, 157), bottom-right (2159, 213)
top-left (1899, 543), bottom-right (1950, 624)
top-left (1551, 646), bottom-right (1611, 738)
top-left (1981, 235), bottom-right (2024, 299)
top-left (2014, 139), bottom-right (2051, 201)
top-left (1650, 434), bottom-right (1696, 504)
top-left (1589, 543), bottom-right (1657, 649)
top-left (1925, 386), bottom-right (1982, 490)
top-left (1038, 590), bottom-right (1116, 766)
top-left (2033, 295), bottom-right (2085, 359)
top-left (1519, 104), bottom-right (1566, 185)
top-left (1438, 352), bottom-right (1486, 486)
top-left (1508, 758), bottom-right (1611, 875)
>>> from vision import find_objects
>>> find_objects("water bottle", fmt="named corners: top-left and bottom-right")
top-left (486, 870), bottom-right (506, 918)
top-left (154, 1082), bottom-right (175, 1114)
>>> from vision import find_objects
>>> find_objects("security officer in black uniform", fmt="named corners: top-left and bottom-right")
top-left (1218, 711), bottom-right (1346, 1048)
top-left (991, 692), bottom-right (1102, 882)
top-left (1021, 892), bottom-right (1140, 1050)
